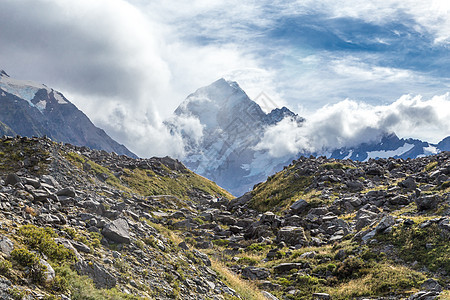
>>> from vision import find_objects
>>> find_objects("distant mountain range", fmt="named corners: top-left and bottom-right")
top-left (169, 79), bottom-right (450, 196)
top-left (1, 70), bottom-right (448, 196)
top-left (328, 133), bottom-right (445, 161)
top-left (0, 70), bottom-right (136, 158)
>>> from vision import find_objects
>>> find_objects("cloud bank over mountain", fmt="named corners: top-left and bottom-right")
top-left (255, 93), bottom-right (450, 157)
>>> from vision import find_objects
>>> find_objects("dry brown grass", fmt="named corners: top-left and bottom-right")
top-left (24, 206), bottom-right (37, 216)
top-left (211, 259), bottom-right (266, 300)
top-left (144, 219), bottom-right (183, 245)
top-left (325, 263), bottom-right (424, 299)
top-left (438, 290), bottom-right (450, 299)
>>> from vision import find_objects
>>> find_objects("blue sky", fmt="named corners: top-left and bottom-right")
top-left (0, 0), bottom-right (449, 156)
top-left (157, 0), bottom-right (450, 110)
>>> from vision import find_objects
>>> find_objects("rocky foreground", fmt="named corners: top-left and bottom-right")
top-left (0, 136), bottom-right (448, 299)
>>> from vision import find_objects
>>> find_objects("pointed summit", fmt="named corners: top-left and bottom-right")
top-left (267, 106), bottom-right (304, 125)
top-left (174, 78), bottom-right (266, 130)
top-left (183, 77), bottom-right (248, 107)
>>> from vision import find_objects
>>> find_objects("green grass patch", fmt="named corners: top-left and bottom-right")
top-left (378, 223), bottom-right (450, 273)
top-left (237, 257), bottom-right (259, 266)
top-left (320, 162), bottom-right (355, 170)
top-left (17, 225), bottom-right (76, 263)
top-left (10, 248), bottom-right (47, 284)
top-left (64, 151), bottom-right (232, 200)
top-left (326, 263), bottom-right (425, 299)
top-left (424, 161), bottom-right (438, 172)
top-left (249, 164), bottom-right (313, 211)
top-left (0, 138), bottom-right (51, 174)
top-left (54, 265), bottom-right (143, 299)
top-left (120, 167), bottom-right (232, 200)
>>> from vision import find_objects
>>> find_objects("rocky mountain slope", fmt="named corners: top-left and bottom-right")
top-left (0, 70), bottom-right (136, 158)
top-left (0, 121), bottom-right (15, 137)
top-left (169, 79), bottom-right (450, 197)
top-left (0, 135), bottom-right (448, 299)
top-left (0, 136), bottom-right (235, 299)
top-left (221, 152), bottom-right (450, 299)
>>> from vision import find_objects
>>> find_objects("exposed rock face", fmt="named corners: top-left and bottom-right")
top-left (275, 226), bottom-right (308, 247)
top-left (74, 260), bottom-right (117, 288)
top-left (5, 173), bottom-right (21, 186)
top-left (416, 195), bottom-right (439, 211)
top-left (242, 267), bottom-right (270, 280)
top-left (102, 218), bottom-right (131, 244)
top-left (40, 259), bottom-right (56, 284)
top-left (399, 177), bottom-right (417, 191)
top-left (0, 236), bottom-right (14, 256)
top-left (289, 199), bottom-right (309, 214)
top-left (375, 215), bottom-right (396, 233)
top-left (273, 263), bottom-right (303, 273)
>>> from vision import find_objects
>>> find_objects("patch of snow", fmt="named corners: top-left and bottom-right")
top-left (1, 91), bottom-right (5, 97)
top-left (35, 100), bottom-right (47, 112)
top-left (423, 145), bottom-right (439, 155)
top-left (364, 143), bottom-right (414, 161)
top-left (0, 75), bottom-right (51, 112)
top-left (343, 150), bottom-right (353, 160)
top-left (53, 91), bottom-right (68, 104)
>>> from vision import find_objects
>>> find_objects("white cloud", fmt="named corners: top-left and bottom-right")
top-left (166, 115), bottom-right (205, 147)
top-left (255, 93), bottom-right (450, 157)
top-left (277, 54), bottom-right (450, 111)
top-left (293, 0), bottom-right (450, 44)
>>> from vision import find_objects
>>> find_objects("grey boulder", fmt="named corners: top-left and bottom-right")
top-left (102, 218), bottom-right (131, 244)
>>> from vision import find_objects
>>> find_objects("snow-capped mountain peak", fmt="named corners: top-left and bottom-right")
top-left (0, 71), bottom-right (50, 104)
top-left (175, 78), bottom-right (264, 130)
top-left (0, 71), bottom-right (70, 113)
top-left (267, 106), bottom-right (304, 125)
top-left (169, 79), bottom-right (303, 195)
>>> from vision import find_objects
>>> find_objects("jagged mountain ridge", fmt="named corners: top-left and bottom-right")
top-left (0, 70), bottom-right (136, 158)
top-left (170, 79), bottom-right (450, 196)
top-left (328, 132), bottom-right (447, 161)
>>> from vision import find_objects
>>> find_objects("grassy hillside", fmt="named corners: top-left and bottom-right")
top-left (0, 121), bottom-right (15, 136)
top-left (63, 150), bottom-right (233, 201)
